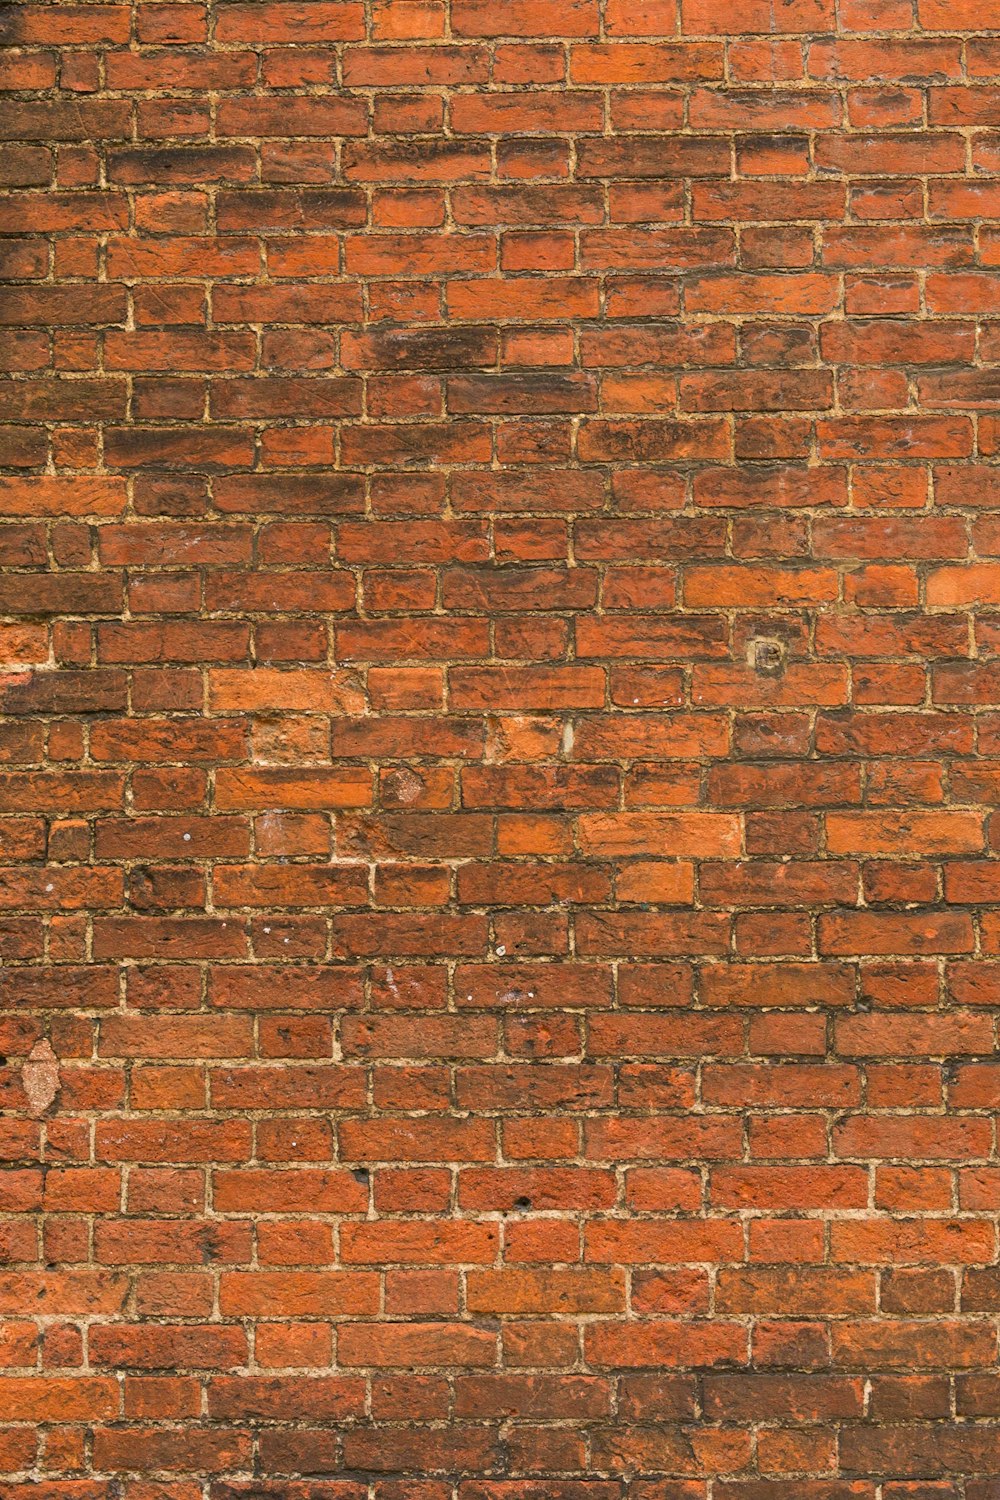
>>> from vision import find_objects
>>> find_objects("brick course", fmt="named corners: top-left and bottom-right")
top-left (3, 0), bottom-right (1000, 1491)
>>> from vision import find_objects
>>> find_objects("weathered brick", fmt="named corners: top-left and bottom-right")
top-left (2, 2), bottom-right (996, 1488)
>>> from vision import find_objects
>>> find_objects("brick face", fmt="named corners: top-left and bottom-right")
top-left (2, 0), bottom-right (1000, 1490)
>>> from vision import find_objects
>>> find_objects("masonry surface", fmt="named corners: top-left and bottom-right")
top-left (4, 0), bottom-right (1000, 1492)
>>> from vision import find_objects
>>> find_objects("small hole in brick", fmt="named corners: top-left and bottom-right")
top-left (514, 1196), bottom-right (531, 1211)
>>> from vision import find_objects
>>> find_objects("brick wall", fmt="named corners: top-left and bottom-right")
top-left (3, 0), bottom-right (1000, 1492)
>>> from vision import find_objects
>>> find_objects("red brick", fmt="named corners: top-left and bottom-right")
top-left (4, 7), bottom-right (997, 1489)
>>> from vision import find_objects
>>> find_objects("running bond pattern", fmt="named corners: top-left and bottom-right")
top-left (2, 0), bottom-right (1000, 1494)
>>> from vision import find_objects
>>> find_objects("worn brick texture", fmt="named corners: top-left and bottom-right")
top-left (4, 0), bottom-right (1000, 1492)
